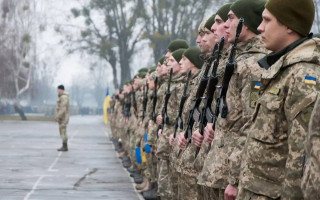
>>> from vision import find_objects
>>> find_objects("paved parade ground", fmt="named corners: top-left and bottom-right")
top-left (0, 116), bottom-right (141, 200)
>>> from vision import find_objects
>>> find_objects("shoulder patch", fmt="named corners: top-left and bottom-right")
top-left (304, 76), bottom-right (317, 85)
top-left (250, 81), bottom-right (261, 108)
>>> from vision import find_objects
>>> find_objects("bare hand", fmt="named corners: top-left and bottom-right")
top-left (178, 132), bottom-right (187, 150)
top-left (156, 115), bottom-right (162, 125)
top-left (192, 129), bottom-right (204, 147)
top-left (225, 184), bottom-right (237, 200)
top-left (204, 123), bottom-right (215, 143)
top-left (169, 134), bottom-right (174, 146)
top-left (158, 129), bottom-right (163, 138)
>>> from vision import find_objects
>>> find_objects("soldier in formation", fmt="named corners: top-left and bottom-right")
top-left (109, 0), bottom-right (320, 199)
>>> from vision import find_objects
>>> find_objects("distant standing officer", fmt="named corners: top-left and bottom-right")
top-left (55, 85), bottom-right (70, 151)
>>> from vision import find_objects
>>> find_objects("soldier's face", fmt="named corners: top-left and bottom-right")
top-left (167, 56), bottom-right (180, 75)
top-left (156, 62), bottom-right (163, 77)
top-left (179, 56), bottom-right (195, 75)
top-left (147, 76), bottom-right (155, 90)
top-left (202, 29), bottom-right (216, 53)
top-left (258, 9), bottom-right (289, 52)
top-left (212, 15), bottom-right (228, 43)
top-left (57, 89), bottom-right (64, 95)
top-left (196, 32), bottom-right (206, 53)
top-left (225, 11), bottom-right (240, 44)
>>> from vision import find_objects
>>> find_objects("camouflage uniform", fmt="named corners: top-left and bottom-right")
top-left (147, 77), bottom-right (167, 184)
top-left (55, 91), bottom-right (70, 143)
top-left (175, 56), bottom-right (210, 200)
top-left (198, 36), bottom-right (267, 199)
top-left (128, 90), bottom-right (141, 166)
top-left (156, 74), bottom-right (185, 199)
top-left (238, 38), bottom-right (320, 200)
top-left (301, 93), bottom-right (320, 199)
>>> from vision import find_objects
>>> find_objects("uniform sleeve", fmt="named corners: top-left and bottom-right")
top-left (301, 93), bottom-right (320, 199)
top-left (56, 96), bottom-right (68, 120)
top-left (281, 67), bottom-right (319, 198)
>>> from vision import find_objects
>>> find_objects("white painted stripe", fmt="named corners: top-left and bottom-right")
top-left (23, 175), bottom-right (46, 200)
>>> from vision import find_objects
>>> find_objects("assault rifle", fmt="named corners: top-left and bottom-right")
top-left (142, 83), bottom-right (149, 120)
top-left (151, 77), bottom-right (159, 122)
top-left (157, 68), bottom-right (173, 138)
top-left (177, 44), bottom-right (218, 156)
top-left (195, 37), bottom-right (225, 157)
top-left (217, 18), bottom-right (244, 119)
top-left (173, 70), bottom-right (192, 138)
top-left (132, 85), bottom-right (138, 116)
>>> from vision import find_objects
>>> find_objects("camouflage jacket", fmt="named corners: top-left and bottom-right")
top-left (55, 92), bottom-right (70, 125)
top-left (147, 77), bottom-right (167, 146)
top-left (239, 38), bottom-right (320, 199)
top-left (170, 70), bottom-right (201, 169)
top-left (301, 92), bottom-right (320, 200)
top-left (156, 74), bottom-right (185, 159)
top-left (198, 36), bottom-right (267, 189)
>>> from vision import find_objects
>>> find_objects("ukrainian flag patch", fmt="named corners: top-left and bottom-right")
top-left (254, 82), bottom-right (261, 90)
top-left (305, 76), bottom-right (317, 85)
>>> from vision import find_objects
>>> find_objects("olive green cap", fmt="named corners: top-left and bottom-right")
top-left (216, 3), bottom-right (232, 22)
top-left (149, 66), bottom-right (157, 73)
top-left (231, 0), bottom-right (266, 34)
top-left (167, 39), bottom-right (189, 52)
top-left (265, 0), bottom-right (314, 37)
top-left (204, 14), bottom-right (216, 31)
top-left (183, 47), bottom-right (204, 69)
top-left (138, 68), bottom-right (148, 74)
top-left (158, 56), bottom-right (166, 65)
top-left (172, 48), bottom-right (186, 63)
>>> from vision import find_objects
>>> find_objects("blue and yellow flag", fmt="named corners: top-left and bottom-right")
top-left (254, 82), bottom-right (261, 90)
top-left (305, 76), bottom-right (317, 85)
top-left (103, 88), bottom-right (110, 124)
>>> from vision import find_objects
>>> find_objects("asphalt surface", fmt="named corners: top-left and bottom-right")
top-left (0, 116), bottom-right (142, 200)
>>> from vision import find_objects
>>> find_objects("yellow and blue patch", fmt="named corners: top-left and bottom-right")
top-left (254, 82), bottom-right (261, 90)
top-left (305, 76), bottom-right (317, 85)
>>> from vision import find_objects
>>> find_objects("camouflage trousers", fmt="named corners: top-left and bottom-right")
top-left (178, 173), bottom-right (200, 200)
top-left (58, 123), bottom-right (68, 143)
top-left (199, 186), bottom-right (224, 200)
top-left (146, 153), bottom-right (158, 183)
top-left (157, 159), bottom-right (172, 199)
top-left (236, 187), bottom-right (280, 200)
top-left (129, 131), bottom-right (137, 166)
top-left (170, 164), bottom-right (180, 200)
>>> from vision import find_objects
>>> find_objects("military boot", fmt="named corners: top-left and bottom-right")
top-left (135, 178), bottom-right (148, 190)
top-left (142, 182), bottom-right (158, 200)
top-left (57, 142), bottom-right (68, 151)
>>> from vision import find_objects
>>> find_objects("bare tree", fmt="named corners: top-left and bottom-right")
top-left (0, 0), bottom-right (38, 120)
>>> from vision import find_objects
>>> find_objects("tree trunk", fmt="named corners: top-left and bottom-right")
top-left (13, 104), bottom-right (27, 120)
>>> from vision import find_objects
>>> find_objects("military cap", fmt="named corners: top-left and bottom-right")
top-left (158, 56), bottom-right (166, 65)
top-left (204, 14), bottom-right (216, 31)
top-left (183, 47), bottom-right (204, 69)
top-left (216, 3), bottom-right (232, 22)
top-left (138, 68), bottom-right (149, 74)
top-left (167, 39), bottom-right (189, 52)
top-left (172, 48), bottom-right (187, 63)
top-left (230, 0), bottom-right (266, 34)
top-left (149, 66), bottom-right (157, 73)
top-left (265, 0), bottom-right (314, 37)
